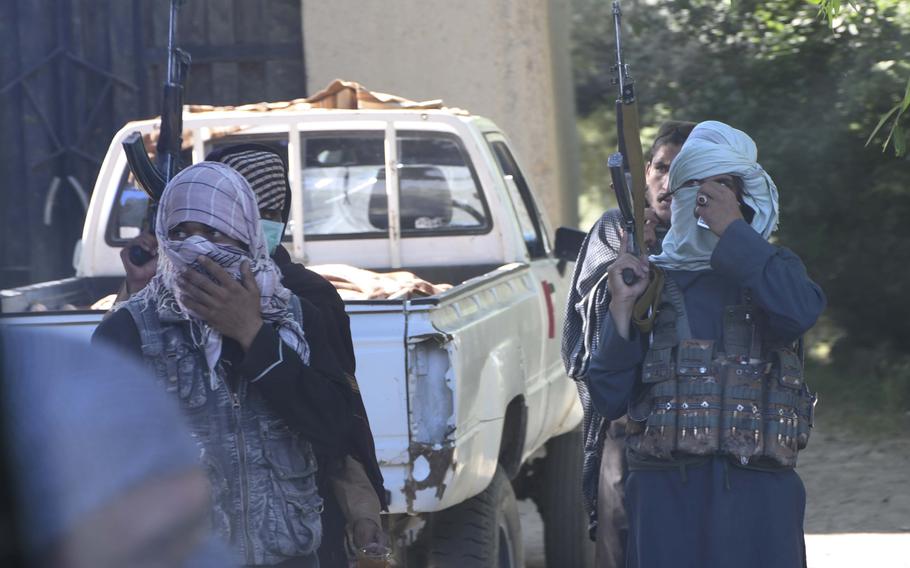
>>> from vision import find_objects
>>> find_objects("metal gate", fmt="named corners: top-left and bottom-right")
top-left (0, 0), bottom-right (305, 288)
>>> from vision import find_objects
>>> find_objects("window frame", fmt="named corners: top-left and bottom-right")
top-left (104, 168), bottom-right (151, 249)
top-left (485, 135), bottom-right (551, 259)
top-left (104, 128), bottom-right (495, 250)
top-left (295, 129), bottom-right (494, 241)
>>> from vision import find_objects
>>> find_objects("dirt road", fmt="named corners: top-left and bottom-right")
top-left (520, 425), bottom-right (910, 567)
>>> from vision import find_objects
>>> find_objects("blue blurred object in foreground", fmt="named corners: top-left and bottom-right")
top-left (0, 325), bottom-right (237, 567)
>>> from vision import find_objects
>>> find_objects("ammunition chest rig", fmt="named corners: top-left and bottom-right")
top-left (626, 278), bottom-right (816, 468)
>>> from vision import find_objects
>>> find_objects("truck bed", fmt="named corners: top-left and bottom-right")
top-left (0, 276), bottom-right (121, 314)
top-left (0, 264), bottom-right (505, 314)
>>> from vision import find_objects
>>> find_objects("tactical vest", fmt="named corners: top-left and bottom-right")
top-left (125, 297), bottom-right (323, 565)
top-left (626, 278), bottom-right (816, 468)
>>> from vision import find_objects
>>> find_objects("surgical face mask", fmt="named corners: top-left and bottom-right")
top-left (260, 219), bottom-right (285, 255)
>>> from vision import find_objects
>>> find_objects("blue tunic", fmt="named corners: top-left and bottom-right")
top-left (586, 220), bottom-right (825, 568)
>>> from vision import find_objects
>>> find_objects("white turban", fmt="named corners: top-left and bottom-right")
top-left (650, 121), bottom-right (779, 271)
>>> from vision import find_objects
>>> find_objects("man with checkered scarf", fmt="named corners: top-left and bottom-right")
top-left (111, 147), bottom-right (388, 566)
top-left (95, 162), bottom-right (351, 566)
top-left (562, 121), bottom-right (694, 568)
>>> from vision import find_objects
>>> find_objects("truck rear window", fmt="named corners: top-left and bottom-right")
top-left (300, 131), bottom-right (491, 239)
top-left (105, 131), bottom-right (491, 247)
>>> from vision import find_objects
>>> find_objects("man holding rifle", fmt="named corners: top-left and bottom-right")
top-left (101, 2), bottom-right (387, 565)
top-left (588, 120), bottom-right (823, 568)
top-left (561, 119), bottom-right (693, 568)
top-left (95, 161), bottom-right (351, 567)
top-left (118, 147), bottom-right (390, 567)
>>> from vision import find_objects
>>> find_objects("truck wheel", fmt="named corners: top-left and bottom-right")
top-left (535, 428), bottom-right (595, 567)
top-left (427, 465), bottom-right (524, 568)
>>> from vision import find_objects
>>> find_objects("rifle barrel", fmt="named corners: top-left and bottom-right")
top-left (167, 0), bottom-right (179, 84)
top-left (612, 1), bottom-right (625, 98)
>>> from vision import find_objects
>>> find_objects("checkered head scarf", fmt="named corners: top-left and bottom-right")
top-left (132, 162), bottom-right (309, 381)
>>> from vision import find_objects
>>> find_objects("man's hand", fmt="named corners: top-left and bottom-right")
top-left (120, 233), bottom-right (158, 294)
top-left (694, 181), bottom-right (743, 236)
top-left (606, 232), bottom-right (650, 340)
top-left (178, 257), bottom-right (263, 351)
top-left (351, 518), bottom-right (389, 558)
top-left (643, 207), bottom-right (665, 250)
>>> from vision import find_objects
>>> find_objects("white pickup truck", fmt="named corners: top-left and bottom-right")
top-left (0, 104), bottom-right (591, 567)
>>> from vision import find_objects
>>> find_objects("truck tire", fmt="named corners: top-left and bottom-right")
top-left (427, 465), bottom-right (524, 568)
top-left (535, 428), bottom-right (595, 567)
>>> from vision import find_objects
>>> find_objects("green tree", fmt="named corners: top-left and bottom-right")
top-left (571, 0), bottom-right (910, 354)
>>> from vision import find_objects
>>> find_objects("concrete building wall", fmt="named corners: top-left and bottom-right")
top-left (301, 0), bottom-right (579, 228)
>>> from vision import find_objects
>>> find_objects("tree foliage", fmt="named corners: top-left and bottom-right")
top-left (572, 0), bottom-right (910, 351)
top-left (811, 0), bottom-right (910, 156)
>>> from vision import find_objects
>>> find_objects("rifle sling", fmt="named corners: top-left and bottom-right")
top-left (631, 264), bottom-right (664, 333)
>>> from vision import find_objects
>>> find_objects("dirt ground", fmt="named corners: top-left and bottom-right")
top-left (520, 424), bottom-right (910, 567)
top-left (799, 425), bottom-right (910, 534)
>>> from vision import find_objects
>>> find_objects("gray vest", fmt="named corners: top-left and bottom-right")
top-left (125, 297), bottom-right (323, 565)
top-left (626, 278), bottom-right (817, 469)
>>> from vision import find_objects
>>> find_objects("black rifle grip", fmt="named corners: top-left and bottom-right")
top-left (129, 245), bottom-right (154, 266)
top-left (621, 267), bottom-right (639, 286)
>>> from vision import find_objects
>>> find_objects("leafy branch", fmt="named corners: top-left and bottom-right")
top-left (812, 0), bottom-right (909, 156)
top-left (812, 0), bottom-right (859, 23)
top-left (866, 76), bottom-right (910, 156)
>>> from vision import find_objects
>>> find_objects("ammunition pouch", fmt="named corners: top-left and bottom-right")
top-left (761, 348), bottom-right (815, 467)
top-left (627, 280), bottom-right (817, 469)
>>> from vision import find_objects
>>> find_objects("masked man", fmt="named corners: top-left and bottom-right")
top-left (95, 162), bottom-right (351, 567)
top-left (206, 145), bottom-right (388, 567)
top-left (118, 146), bottom-right (388, 567)
top-left (588, 121), bottom-right (824, 568)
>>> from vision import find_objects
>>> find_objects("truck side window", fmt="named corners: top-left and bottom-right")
top-left (486, 139), bottom-right (548, 259)
top-left (107, 171), bottom-right (150, 245)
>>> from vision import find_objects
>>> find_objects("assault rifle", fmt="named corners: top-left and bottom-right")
top-left (607, 0), bottom-right (662, 332)
top-left (607, 0), bottom-right (647, 285)
top-left (122, 0), bottom-right (191, 266)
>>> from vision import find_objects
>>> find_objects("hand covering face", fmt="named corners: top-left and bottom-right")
top-left (130, 162), bottom-right (310, 382)
top-left (651, 121), bottom-right (779, 271)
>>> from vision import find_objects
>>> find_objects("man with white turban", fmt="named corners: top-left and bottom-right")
top-left (585, 121), bottom-right (825, 567)
top-left (94, 162), bottom-right (351, 567)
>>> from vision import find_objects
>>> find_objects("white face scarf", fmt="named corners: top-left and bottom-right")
top-left (131, 162), bottom-right (310, 385)
top-left (650, 121), bottom-right (779, 271)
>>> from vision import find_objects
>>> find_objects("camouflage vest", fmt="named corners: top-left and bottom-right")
top-left (626, 278), bottom-right (817, 468)
top-left (125, 297), bottom-right (322, 565)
